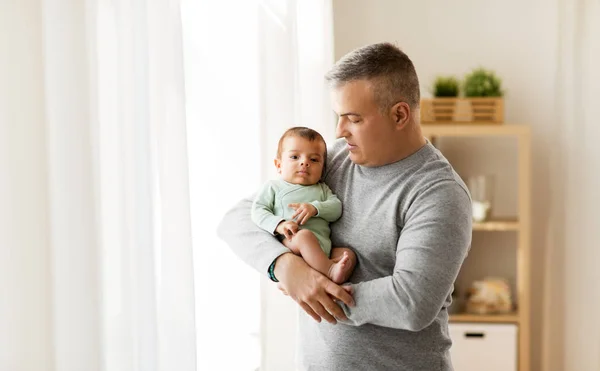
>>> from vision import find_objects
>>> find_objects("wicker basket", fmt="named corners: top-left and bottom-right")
top-left (420, 97), bottom-right (504, 124)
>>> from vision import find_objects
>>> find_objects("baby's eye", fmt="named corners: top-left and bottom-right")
top-left (290, 155), bottom-right (299, 160)
top-left (311, 158), bottom-right (320, 163)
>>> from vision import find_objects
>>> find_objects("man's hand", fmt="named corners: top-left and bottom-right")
top-left (276, 220), bottom-right (299, 240)
top-left (273, 253), bottom-right (355, 324)
top-left (288, 203), bottom-right (317, 225)
top-left (278, 283), bottom-right (353, 296)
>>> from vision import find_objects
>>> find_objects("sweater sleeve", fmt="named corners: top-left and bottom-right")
top-left (310, 183), bottom-right (342, 222)
top-left (218, 195), bottom-right (291, 277)
top-left (251, 181), bottom-right (285, 235)
top-left (339, 180), bottom-right (472, 331)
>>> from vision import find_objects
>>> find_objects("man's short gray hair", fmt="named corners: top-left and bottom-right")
top-left (325, 42), bottom-right (420, 112)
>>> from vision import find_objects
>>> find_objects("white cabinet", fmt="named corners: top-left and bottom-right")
top-left (449, 323), bottom-right (517, 371)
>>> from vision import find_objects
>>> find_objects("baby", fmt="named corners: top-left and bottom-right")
top-left (251, 127), bottom-right (356, 284)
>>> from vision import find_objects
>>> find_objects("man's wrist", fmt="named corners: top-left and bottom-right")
top-left (269, 253), bottom-right (293, 283)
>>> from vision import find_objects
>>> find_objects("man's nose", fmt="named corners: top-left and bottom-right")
top-left (335, 118), bottom-right (347, 138)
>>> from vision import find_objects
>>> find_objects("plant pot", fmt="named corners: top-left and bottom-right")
top-left (420, 97), bottom-right (504, 124)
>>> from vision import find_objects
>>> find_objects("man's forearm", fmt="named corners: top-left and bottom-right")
top-left (338, 240), bottom-right (467, 331)
top-left (339, 273), bottom-right (452, 331)
top-left (217, 197), bottom-right (290, 276)
top-left (272, 252), bottom-right (299, 282)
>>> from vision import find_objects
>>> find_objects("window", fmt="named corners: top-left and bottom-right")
top-left (182, 2), bottom-right (262, 370)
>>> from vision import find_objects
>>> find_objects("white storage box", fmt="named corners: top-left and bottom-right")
top-left (449, 323), bottom-right (517, 371)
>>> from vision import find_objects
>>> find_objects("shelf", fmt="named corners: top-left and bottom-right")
top-left (422, 124), bottom-right (530, 137)
top-left (473, 219), bottom-right (520, 231)
top-left (450, 313), bottom-right (520, 324)
top-left (427, 123), bottom-right (531, 370)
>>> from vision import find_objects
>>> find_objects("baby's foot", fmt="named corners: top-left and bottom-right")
top-left (328, 251), bottom-right (353, 284)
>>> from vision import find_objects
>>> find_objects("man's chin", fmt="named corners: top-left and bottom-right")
top-left (348, 152), bottom-right (365, 165)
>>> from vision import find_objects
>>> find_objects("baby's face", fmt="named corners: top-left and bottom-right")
top-left (275, 136), bottom-right (325, 185)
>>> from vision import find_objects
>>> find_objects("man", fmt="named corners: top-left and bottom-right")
top-left (217, 42), bottom-right (472, 370)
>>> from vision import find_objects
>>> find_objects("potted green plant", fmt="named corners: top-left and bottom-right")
top-left (463, 68), bottom-right (503, 97)
top-left (421, 68), bottom-right (505, 124)
top-left (422, 76), bottom-right (460, 122)
top-left (433, 76), bottom-right (460, 97)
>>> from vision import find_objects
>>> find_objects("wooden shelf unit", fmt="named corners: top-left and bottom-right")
top-left (473, 219), bottom-right (520, 231)
top-left (422, 123), bottom-right (529, 137)
top-left (450, 313), bottom-right (520, 324)
top-left (423, 124), bottom-right (531, 371)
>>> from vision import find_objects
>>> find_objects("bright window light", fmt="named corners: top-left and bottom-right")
top-left (181, 1), bottom-right (262, 370)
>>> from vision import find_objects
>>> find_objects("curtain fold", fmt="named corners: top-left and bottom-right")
top-left (42, 0), bottom-right (196, 370)
top-left (543, 0), bottom-right (600, 370)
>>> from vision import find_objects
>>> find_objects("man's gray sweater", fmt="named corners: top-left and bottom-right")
top-left (218, 138), bottom-right (472, 370)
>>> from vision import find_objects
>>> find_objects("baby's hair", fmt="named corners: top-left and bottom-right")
top-left (276, 127), bottom-right (327, 159)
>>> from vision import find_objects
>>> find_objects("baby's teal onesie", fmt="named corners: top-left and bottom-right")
top-left (251, 179), bottom-right (342, 256)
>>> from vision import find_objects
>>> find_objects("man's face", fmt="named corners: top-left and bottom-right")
top-left (331, 80), bottom-right (397, 167)
top-left (274, 136), bottom-right (326, 185)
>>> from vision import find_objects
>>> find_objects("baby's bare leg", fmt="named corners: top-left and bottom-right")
top-left (282, 230), bottom-right (355, 284)
top-left (282, 229), bottom-right (333, 276)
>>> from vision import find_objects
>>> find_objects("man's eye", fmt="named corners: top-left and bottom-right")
top-left (290, 155), bottom-right (298, 159)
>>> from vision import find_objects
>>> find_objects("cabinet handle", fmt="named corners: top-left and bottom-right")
top-left (464, 332), bottom-right (485, 338)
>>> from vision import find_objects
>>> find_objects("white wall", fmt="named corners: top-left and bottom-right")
top-left (332, 1), bottom-right (559, 371)
top-left (0, 1), bottom-right (53, 370)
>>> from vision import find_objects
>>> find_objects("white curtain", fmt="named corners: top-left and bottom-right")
top-left (42, 0), bottom-right (196, 370)
top-left (543, 0), bottom-right (600, 370)
top-left (181, 0), bottom-right (334, 369)
top-left (3, 0), bottom-right (332, 369)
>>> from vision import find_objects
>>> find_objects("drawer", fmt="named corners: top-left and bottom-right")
top-left (449, 323), bottom-right (517, 371)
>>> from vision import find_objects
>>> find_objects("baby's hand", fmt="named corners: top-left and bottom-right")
top-left (288, 203), bottom-right (318, 225)
top-left (276, 220), bottom-right (299, 240)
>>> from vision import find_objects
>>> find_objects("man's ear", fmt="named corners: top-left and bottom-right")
top-left (274, 158), bottom-right (281, 173)
top-left (390, 101), bottom-right (411, 130)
